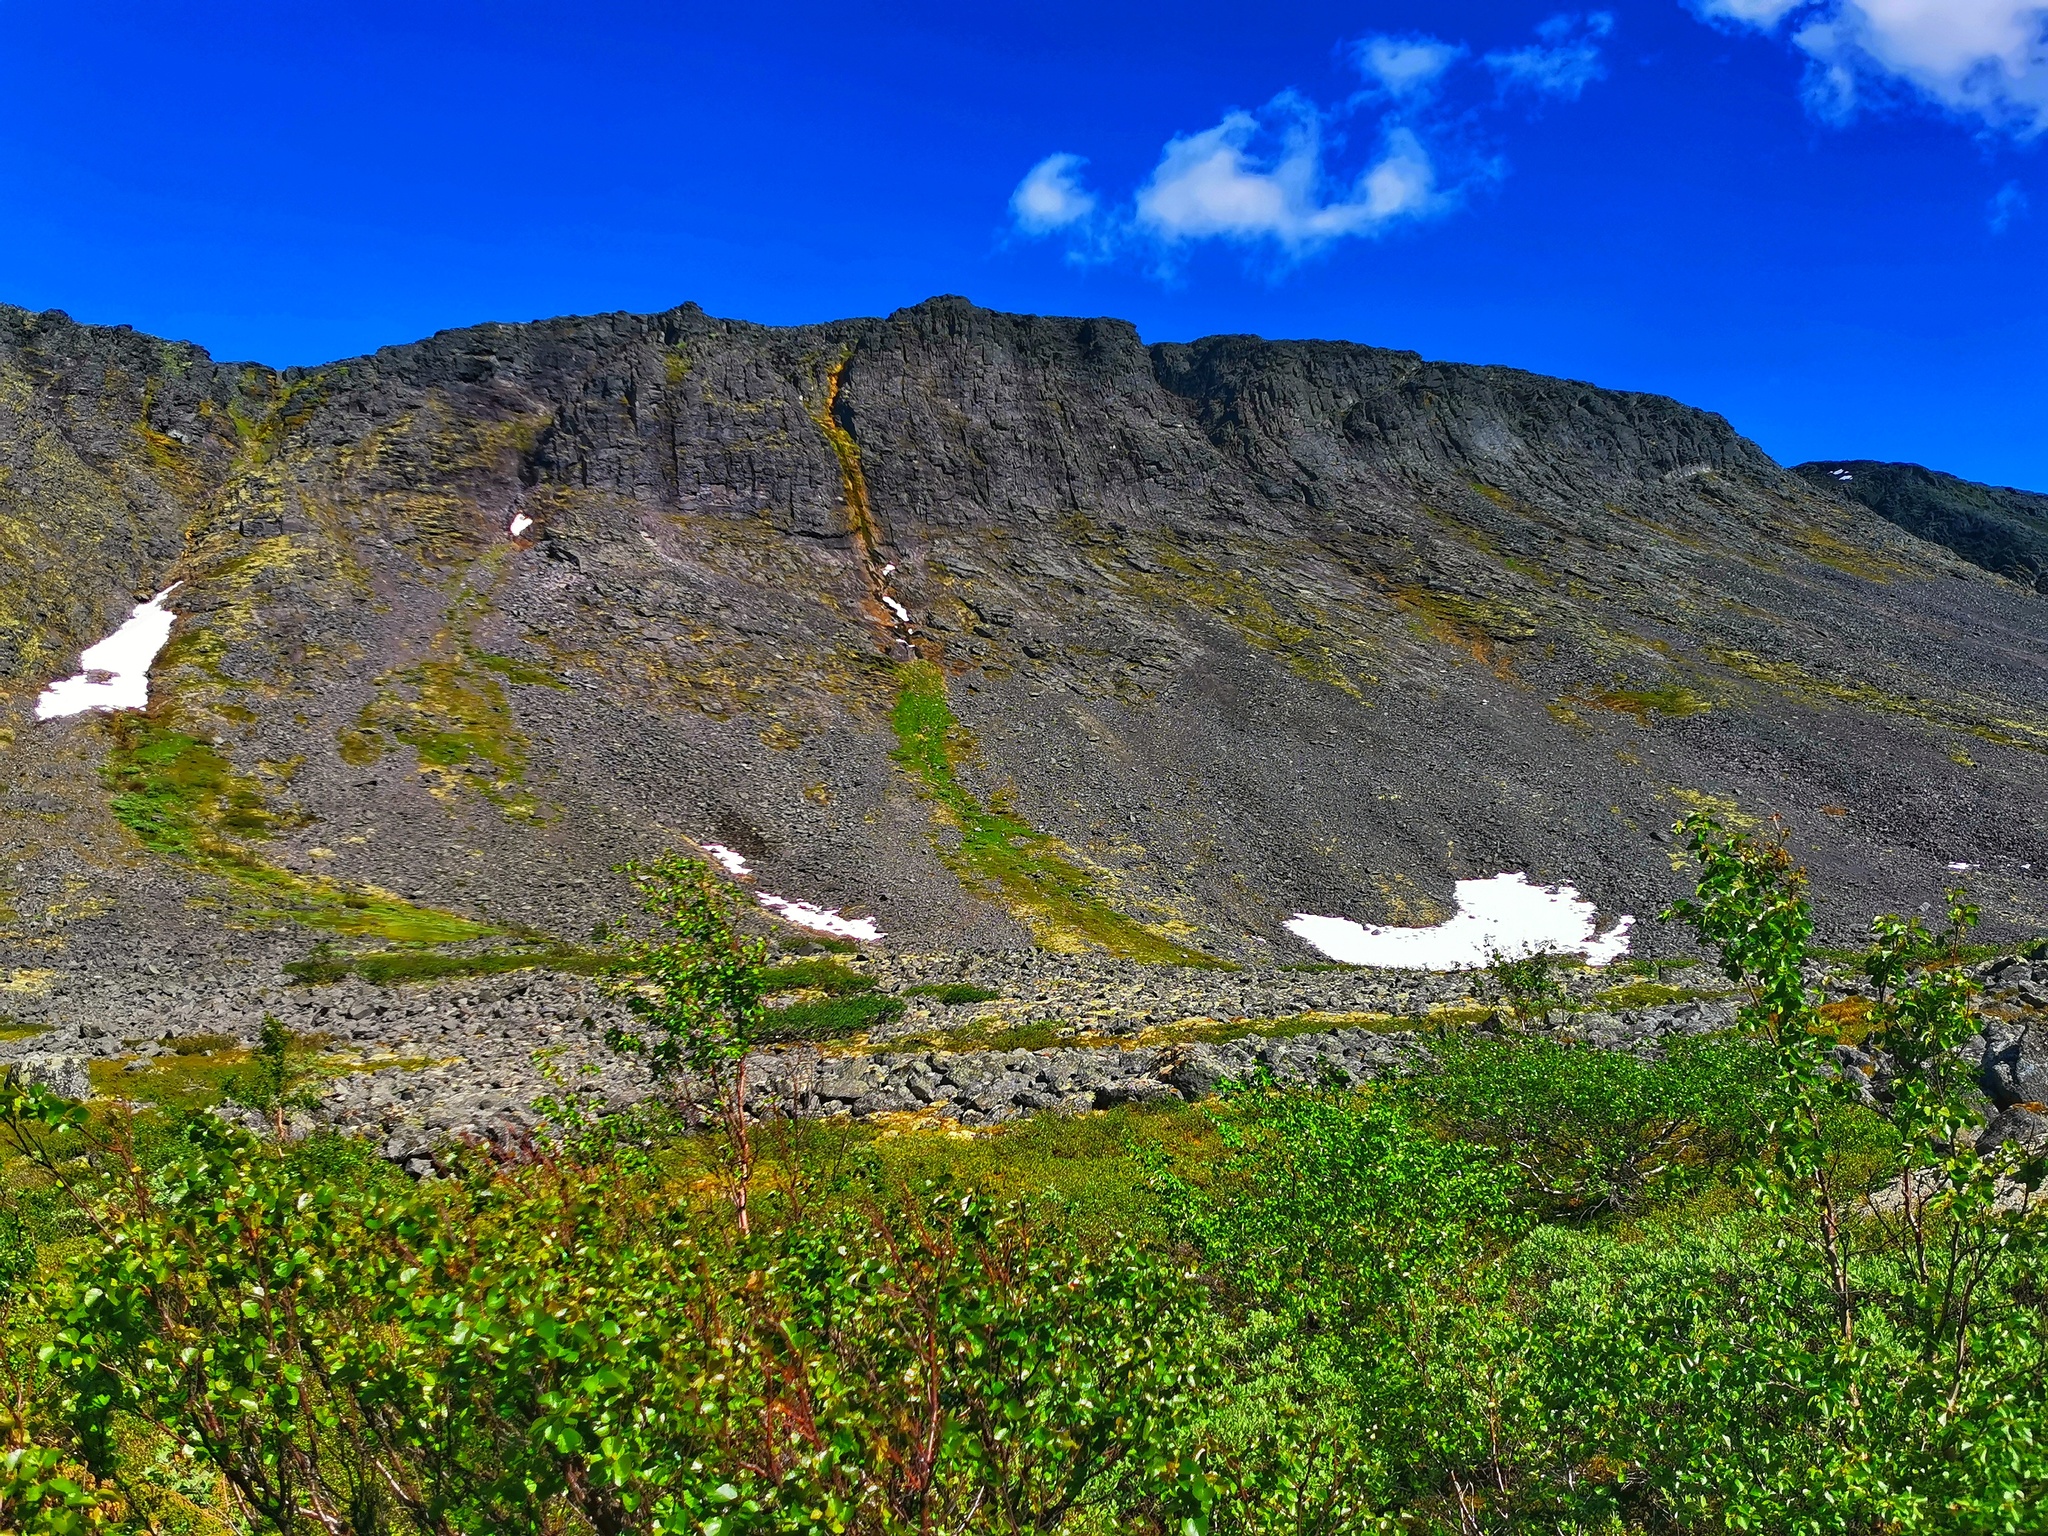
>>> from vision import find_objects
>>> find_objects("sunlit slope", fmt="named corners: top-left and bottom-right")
top-left (2, 296), bottom-right (2043, 987)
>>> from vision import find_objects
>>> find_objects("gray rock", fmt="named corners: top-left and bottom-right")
top-left (8, 1054), bottom-right (91, 1101)
top-left (1975, 1105), bottom-right (2048, 1157)
top-left (1978, 1020), bottom-right (2048, 1109)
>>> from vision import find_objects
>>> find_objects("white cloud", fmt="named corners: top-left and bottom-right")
top-left (1134, 101), bottom-right (1445, 250)
top-left (1693, 0), bottom-right (1807, 22)
top-left (1356, 35), bottom-right (1465, 97)
top-left (1990, 178), bottom-right (2031, 228)
top-left (1009, 153), bottom-right (1098, 234)
top-left (1485, 12), bottom-right (1617, 99)
top-left (1693, 1), bottom-right (2048, 135)
top-left (1007, 16), bottom-right (1609, 269)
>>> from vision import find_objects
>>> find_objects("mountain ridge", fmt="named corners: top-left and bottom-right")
top-left (2, 293), bottom-right (2044, 1003)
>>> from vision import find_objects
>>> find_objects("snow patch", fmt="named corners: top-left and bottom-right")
top-left (36, 587), bottom-right (181, 721)
top-left (698, 838), bottom-right (884, 943)
top-left (754, 893), bottom-right (885, 944)
top-left (1947, 862), bottom-right (1975, 872)
top-left (881, 594), bottom-right (911, 624)
top-left (508, 513), bottom-right (534, 537)
top-left (702, 842), bottom-right (752, 877)
top-left (1285, 873), bottom-right (1632, 971)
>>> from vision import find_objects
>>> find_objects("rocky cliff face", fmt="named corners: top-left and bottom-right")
top-left (1795, 459), bottom-right (2048, 594)
top-left (3, 295), bottom-right (2046, 1001)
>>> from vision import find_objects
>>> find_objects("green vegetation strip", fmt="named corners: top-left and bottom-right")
top-left (758, 990), bottom-right (904, 1044)
top-left (282, 945), bottom-right (613, 987)
top-left (889, 661), bottom-right (1221, 965)
top-left (107, 719), bottom-right (504, 943)
top-left (902, 982), bottom-right (1002, 1005)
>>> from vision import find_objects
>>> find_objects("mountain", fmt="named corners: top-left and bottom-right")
top-left (3, 295), bottom-right (2045, 1001)
top-left (1794, 459), bottom-right (2048, 594)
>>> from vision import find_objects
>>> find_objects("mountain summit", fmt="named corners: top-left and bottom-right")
top-left (3, 295), bottom-right (2044, 990)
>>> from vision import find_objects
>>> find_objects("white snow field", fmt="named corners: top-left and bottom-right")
top-left (1285, 873), bottom-right (1633, 970)
top-left (699, 842), bottom-right (885, 943)
top-left (35, 586), bottom-right (181, 721)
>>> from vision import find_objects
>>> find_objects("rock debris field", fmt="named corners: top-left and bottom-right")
top-left (6, 950), bottom-right (2046, 1176)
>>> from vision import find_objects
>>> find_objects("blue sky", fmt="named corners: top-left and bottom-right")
top-left (3, 1), bottom-right (2045, 489)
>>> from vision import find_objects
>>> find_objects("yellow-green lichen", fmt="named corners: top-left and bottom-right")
top-left (1709, 647), bottom-right (2048, 755)
top-left (1122, 543), bottom-right (1373, 701)
top-left (352, 649), bottom-right (542, 819)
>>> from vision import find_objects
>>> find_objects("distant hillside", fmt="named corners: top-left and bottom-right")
top-left (3, 296), bottom-right (2046, 999)
top-left (1796, 459), bottom-right (2048, 593)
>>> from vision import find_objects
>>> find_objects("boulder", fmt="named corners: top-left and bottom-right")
top-left (1974, 1105), bottom-right (2048, 1157)
top-left (1977, 1020), bottom-right (2048, 1109)
top-left (8, 1054), bottom-right (91, 1101)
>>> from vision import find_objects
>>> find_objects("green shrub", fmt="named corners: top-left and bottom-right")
top-left (11, 1091), bottom-right (1212, 1536)
top-left (903, 982), bottom-right (1002, 1005)
top-left (1395, 1034), bottom-right (1775, 1218)
top-left (759, 957), bottom-right (877, 995)
top-left (758, 990), bottom-right (906, 1042)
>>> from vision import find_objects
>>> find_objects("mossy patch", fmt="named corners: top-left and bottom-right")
top-left (1388, 585), bottom-right (1536, 674)
top-left (1122, 545), bottom-right (1373, 702)
top-left (903, 982), bottom-right (1002, 1006)
top-left (105, 717), bottom-right (504, 944)
top-left (352, 648), bottom-right (542, 819)
top-left (1709, 647), bottom-right (2048, 756)
top-left (759, 990), bottom-right (906, 1044)
top-left (885, 1017), bottom-right (1075, 1055)
top-left (89, 1038), bottom-right (425, 1116)
top-left (760, 959), bottom-right (875, 996)
top-left (473, 650), bottom-right (568, 688)
top-left (889, 662), bottom-right (1222, 966)
top-left (282, 945), bottom-right (609, 987)
top-left (1574, 685), bottom-right (1713, 726)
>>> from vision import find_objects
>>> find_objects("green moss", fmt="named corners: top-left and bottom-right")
top-left (473, 650), bottom-right (568, 688)
top-left (91, 1047), bottom-right (255, 1114)
top-left (758, 991), bottom-right (906, 1044)
top-left (1709, 647), bottom-right (2048, 755)
top-left (1123, 544), bottom-right (1371, 701)
top-left (105, 717), bottom-right (505, 944)
top-left (1583, 685), bottom-right (1713, 725)
top-left (352, 647), bottom-right (543, 819)
top-left (903, 983), bottom-right (1002, 1006)
top-left (760, 959), bottom-right (876, 996)
top-left (1388, 585), bottom-right (1537, 672)
top-left (282, 945), bottom-right (611, 987)
top-left (88, 1036), bottom-right (414, 1117)
top-left (106, 720), bottom-right (276, 855)
top-left (0, 1019), bottom-right (51, 1043)
top-left (889, 662), bottom-right (1223, 966)
top-left (886, 1017), bottom-right (1073, 1055)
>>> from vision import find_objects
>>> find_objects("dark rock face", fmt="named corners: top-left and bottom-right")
top-left (2, 295), bottom-right (2046, 998)
top-left (1977, 1017), bottom-right (2048, 1110)
top-left (1796, 459), bottom-right (2048, 594)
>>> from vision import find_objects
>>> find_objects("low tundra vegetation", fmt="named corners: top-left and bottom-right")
top-left (3, 815), bottom-right (2046, 1532)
